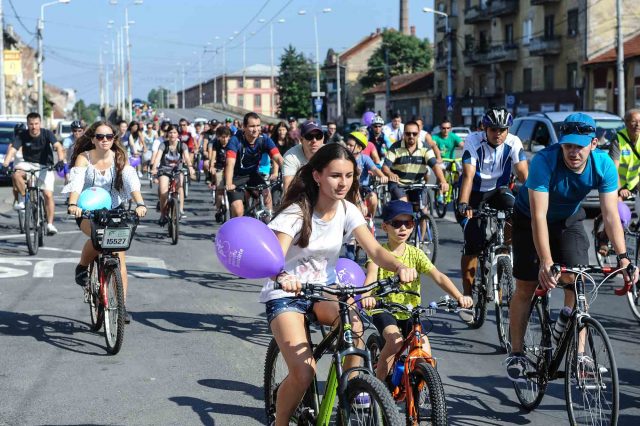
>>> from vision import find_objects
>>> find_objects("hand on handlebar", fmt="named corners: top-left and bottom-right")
top-left (68, 205), bottom-right (83, 218)
top-left (388, 173), bottom-right (400, 183)
top-left (135, 205), bottom-right (147, 218)
top-left (619, 188), bottom-right (632, 200)
top-left (457, 202), bottom-right (473, 219)
top-left (396, 265), bottom-right (417, 284)
top-left (538, 260), bottom-right (559, 291)
top-left (378, 175), bottom-right (389, 184)
top-left (360, 296), bottom-right (377, 310)
top-left (439, 181), bottom-right (449, 194)
top-left (276, 272), bottom-right (301, 294)
top-left (226, 183), bottom-right (236, 191)
top-left (457, 295), bottom-right (474, 309)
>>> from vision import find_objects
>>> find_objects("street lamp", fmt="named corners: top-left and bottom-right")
top-left (298, 8), bottom-right (332, 123)
top-left (423, 7), bottom-right (452, 113)
top-left (37, 0), bottom-right (71, 119)
top-left (259, 17), bottom-right (285, 117)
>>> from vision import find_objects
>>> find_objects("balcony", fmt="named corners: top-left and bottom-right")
top-left (487, 0), bottom-right (518, 18)
top-left (528, 36), bottom-right (562, 56)
top-left (531, 0), bottom-right (560, 5)
top-left (463, 49), bottom-right (491, 66)
top-left (487, 44), bottom-right (519, 63)
top-left (436, 14), bottom-right (458, 33)
top-left (435, 55), bottom-right (457, 71)
top-left (464, 6), bottom-right (491, 25)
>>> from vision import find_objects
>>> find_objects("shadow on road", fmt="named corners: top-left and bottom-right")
top-left (169, 395), bottom-right (264, 426)
top-left (0, 311), bottom-right (109, 355)
top-left (169, 269), bottom-right (262, 292)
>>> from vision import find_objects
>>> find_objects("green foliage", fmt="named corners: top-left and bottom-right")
top-left (360, 30), bottom-right (433, 89)
top-left (72, 100), bottom-right (101, 124)
top-left (276, 45), bottom-right (313, 119)
top-left (148, 87), bottom-right (170, 108)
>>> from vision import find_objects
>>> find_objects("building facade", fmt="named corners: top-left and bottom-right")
top-left (432, 0), bottom-right (638, 125)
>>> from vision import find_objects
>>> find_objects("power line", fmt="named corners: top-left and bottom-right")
top-left (7, 0), bottom-right (35, 36)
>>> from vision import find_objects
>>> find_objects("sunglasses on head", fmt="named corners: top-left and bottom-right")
top-left (560, 122), bottom-right (596, 135)
top-left (304, 133), bottom-right (323, 141)
top-left (386, 218), bottom-right (415, 229)
top-left (95, 133), bottom-right (115, 141)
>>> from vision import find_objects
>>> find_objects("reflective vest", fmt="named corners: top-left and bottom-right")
top-left (617, 128), bottom-right (640, 191)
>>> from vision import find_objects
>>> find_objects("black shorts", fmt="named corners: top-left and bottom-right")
top-left (227, 173), bottom-right (266, 203)
top-left (371, 311), bottom-right (412, 339)
top-left (460, 187), bottom-right (515, 255)
top-left (388, 183), bottom-right (426, 208)
top-left (512, 208), bottom-right (589, 281)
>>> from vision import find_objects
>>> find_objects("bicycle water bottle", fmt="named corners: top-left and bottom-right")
top-left (391, 358), bottom-right (405, 387)
top-left (552, 306), bottom-right (572, 345)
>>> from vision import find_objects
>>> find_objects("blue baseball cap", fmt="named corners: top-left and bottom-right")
top-left (559, 113), bottom-right (597, 147)
top-left (382, 200), bottom-right (413, 222)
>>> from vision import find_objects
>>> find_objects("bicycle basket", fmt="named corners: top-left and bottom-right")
top-left (90, 214), bottom-right (137, 251)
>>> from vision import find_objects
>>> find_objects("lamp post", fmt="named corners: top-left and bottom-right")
top-left (259, 18), bottom-right (285, 117)
top-left (423, 7), bottom-right (452, 112)
top-left (111, 0), bottom-right (142, 121)
top-left (37, 0), bottom-right (71, 119)
top-left (298, 8), bottom-right (332, 123)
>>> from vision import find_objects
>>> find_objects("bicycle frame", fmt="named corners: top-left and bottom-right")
top-left (478, 210), bottom-right (512, 297)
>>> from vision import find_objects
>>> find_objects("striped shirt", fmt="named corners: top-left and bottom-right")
top-left (384, 140), bottom-right (436, 185)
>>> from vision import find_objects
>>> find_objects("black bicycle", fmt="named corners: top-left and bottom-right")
top-left (394, 183), bottom-right (440, 264)
top-left (17, 166), bottom-right (53, 255)
top-left (514, 263), bottom-right (635, 425)
top-left (264, 277), bottom-right (404, 425)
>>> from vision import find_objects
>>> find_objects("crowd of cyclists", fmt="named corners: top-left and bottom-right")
top-left (2, 105), bottom-right (640, 424)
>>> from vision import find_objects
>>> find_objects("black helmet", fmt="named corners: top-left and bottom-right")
top-left (71, 120), bottom-right (84, 130)
top-left (14, 122), bottom-right (26, 135)
top-left (482, 108), bottom-right (513, 129)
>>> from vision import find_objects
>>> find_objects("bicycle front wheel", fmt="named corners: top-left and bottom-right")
top-left (88, 262), bottom-right (104, 332)
top-left (38, 193), bottom-right (46, 247)
top-left (565, 316), bottom-right (618, 425)
top-left (18, 208), bottom-right (25, 234)
top-left (169, 199), bottom-right (179, 245)
top-left (103, 265), bottom-right (125, 355)
top-left (407, 362), bottom-right (448, 425)
top-left (338, 373), bottom-right (404, 426)
top-left (495, 256), bottom-right (514, 353)
top-left (468, 258), bottom-right (488, 329)
top-left (415, 215), bottom-right (439, 264)
top-left (627, 282), bottom-right (640, 322)
top-left (24, 190), bottom-right (39, 255)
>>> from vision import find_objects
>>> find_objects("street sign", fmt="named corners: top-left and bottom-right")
top-left (314, 98), bottom-right (323, 113)
top-left (445, 95), bottom-right (454, 108)
top-left (311, 91), bottom-right (326, 97)
top-left (505, 94), bottom-right (516, 112)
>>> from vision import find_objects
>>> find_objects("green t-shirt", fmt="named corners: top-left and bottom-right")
top-left (432, 132), bottom-right (462, 160)
top-left (366, 243), bottom-right (434, 320)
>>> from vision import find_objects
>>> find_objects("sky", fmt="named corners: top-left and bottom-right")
top-left (4, 0), bottom-right (436, 105)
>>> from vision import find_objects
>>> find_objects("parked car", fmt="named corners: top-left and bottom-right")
top-left (0, 121), bottom-right (21, 183)
top-left (430, 125), bottom-right (472, 142)
top-left (511, 111), bottom-right (626, 210)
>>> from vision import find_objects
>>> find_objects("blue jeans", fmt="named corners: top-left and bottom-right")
top-left (265, 297), bottom-right (314, 325)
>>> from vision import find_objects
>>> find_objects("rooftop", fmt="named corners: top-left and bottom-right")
top-left (227, 64), bottom-right (280, 77)
top-left (363, 71), bottom-right (433, 95)
top-left (584, 32), bottom-right (640, 65)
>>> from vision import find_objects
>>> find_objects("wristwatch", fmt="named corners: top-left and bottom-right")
top-left (616, 252), bottom-right (630, 262)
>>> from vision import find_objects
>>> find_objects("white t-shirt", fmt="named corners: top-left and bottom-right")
top-left (259, 201), bottom-right (366, 303)
top-left (383, 123), bottom-right (404, 144)
top-left (282, 144), bottom-right (308, 177)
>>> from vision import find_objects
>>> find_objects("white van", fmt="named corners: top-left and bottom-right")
top-left (57, 120), bottom-right (73, 141)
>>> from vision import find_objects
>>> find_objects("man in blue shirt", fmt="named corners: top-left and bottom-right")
top-left (225, 112), bottom-right (283, 217)
top-left (506, 113), bottom-right (638, 382)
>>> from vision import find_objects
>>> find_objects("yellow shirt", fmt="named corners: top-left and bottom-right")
top-left (367, 243), bottom-right (434, 320)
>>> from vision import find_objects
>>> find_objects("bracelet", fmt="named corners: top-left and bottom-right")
top-left (68, 203), bottom-right (77, 207)
top-left (616, 252), bottom-right (629, 262)
top-left (136, 203), bottom-right (146, 208)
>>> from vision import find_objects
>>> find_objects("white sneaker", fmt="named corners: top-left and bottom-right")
top-left (46, 223), bottom-right (58, 235)
top-left (13, 201), bottom-right (25, 211)
top-left (137, 170), bottom-right (143, 178)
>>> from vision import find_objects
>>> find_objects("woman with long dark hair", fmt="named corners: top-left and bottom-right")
top-left (128, 121), bottom-right (145, 177)
top-left (271, 121), bottom-right (295, 155)
top-left (63, 121), bottom-right (147, 324)
top-left (260, 143), bottom-right (417, 425)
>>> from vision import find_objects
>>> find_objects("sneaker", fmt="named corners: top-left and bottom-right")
top-left (505, 353), bottom-right (529, 383)
top-left (180, 211), bottom-right (187, 220)
top-left (124, 307), bottom-right (132, 324)
top-left (46, 223), bottom-right (58, 235)
top-left (13, 201), bottom-right (25, 211)
top-left (75, 264), bottom-right (89, 287)
top-left (158, 216), bottom-right (168, 226)
top-left (353, 392), bottom-right (370, 409)
top-left (577, 353), bottom-right (608, 376)
top-left (458, 306), bottom-right (475, 324)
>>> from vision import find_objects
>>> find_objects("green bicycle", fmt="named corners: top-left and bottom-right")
top-left (434, 158), bottom-right (461, 218)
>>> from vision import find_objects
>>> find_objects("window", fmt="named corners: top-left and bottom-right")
top-left (514, 119), bottom-right (537, 147)
top-left (504, 70), bottom-right (513, 93)
top-left (238, 79), bottom-right (244, 89)
top-left (479, 31), bottom-right (488, 51)
top-left (544, 65), bottom-right (554, 90)
top-left (464, 34), bottom-right (474, 52)
top-left (254, 79), bottom-right (261, 89)
top-left (504, 24), bottom-right (514, 45)
top-left (238, 94), bottom-right (244, 108)
top-left (544, 15), bottom-right (554, 38)
top-left (254, 94), bottom-right (261, 107)
top-left (567, 62), bottom-right (578, 89)
top-left (522, 19), bottom-right (532, 45)
top-left (523, 68), bottom-right (532, 92)
top-left (568, 9), bottom-right (579, 37)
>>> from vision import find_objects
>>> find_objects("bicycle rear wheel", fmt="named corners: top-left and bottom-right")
top-left (408, 362), bottom-right (448, 426)
top-left (183, 172), bottom-right (190, 199)
top-left (169, 198), bottom-right (179, 244)
top-left (495, 256), bottom-right (514, 353)
top-left (514, 299), bottom-right (549, 411)
top-left (103, 264), bottom-right (125, 355)
top-left (18, 208), bottom-right (25, 234)
top-left (24, 190), bottom-right (39, 255)
top-left (415, 215), bottom-right (439, 264)
top-left (88, 261), bottom-right (104, 332)
top-left (627, 282), bottom-right (640, 322)
top-left (468, 258), bottom-right (488, 329)
top-left (338, 373), bottom-right (403, 425)
top-left (565, 317), bottom-right (618, 425)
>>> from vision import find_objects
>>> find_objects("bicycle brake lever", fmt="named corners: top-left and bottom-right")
top-left (614, 263), bottom-right (637, 296)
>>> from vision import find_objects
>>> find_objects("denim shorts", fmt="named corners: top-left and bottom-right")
top-left (265, 297), bottom-right (314, 325)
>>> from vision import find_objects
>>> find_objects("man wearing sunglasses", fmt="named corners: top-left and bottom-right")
top-left (62, 120), bottom-right (85, 185)
top-left (433, 117), bottom-right (464, 162)
top-left (369, 115), bottom-right (392, 163)
top-left (282, 120), bottom-right (324, 193)
top-left (506, 112), bottom-right (638, 383)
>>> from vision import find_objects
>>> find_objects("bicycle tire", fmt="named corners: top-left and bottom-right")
top-left (468, 258), bottom-right (488, 329)
top-left (183, 173), bottom-right (190, 199)
top-left (451, 184), bottom-right (460, 215)
top-left (408, 362), bottom-right (448, 426)
top-left (88, 261), bottom-right (104, 332)
top-left (38, 193), bottom-right (46, 247)
top-left (170, 199), bottom-right (179, 245)
top-left (514, 299), bottom-right (549, 411)
top-left (627, 282), bottom-right (640, 322)
top-left (365, 333), bottom-right (382, 369)
top-left (495, 256), bottom-right (514, 353)
top-left (271, 186), bottom-right (282, 210)
top-left (434, 188), bottom-right (448, 218)
top-left (103, 264), bottom-right (125, 355)
top-left (415, 215), bottom-right (439, 264)
top-left (564, 316), bottom-right (619, 426)
top-left (18, 208), bottom-right (25, 234)
top-left (337, 373), bottom-right (404, 426)
top-left (24, 190), bottom-right (38, 255)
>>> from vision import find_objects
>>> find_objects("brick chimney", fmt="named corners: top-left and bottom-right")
top-left (399, 0), bottom-right (409, 35)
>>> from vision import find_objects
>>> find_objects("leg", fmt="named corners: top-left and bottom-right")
top-left (42, 190), bottom-right (55, 225)
top-left (263, 188), bottom-right (273, 211)
top-left (79, 219), bottom-right (100, 266)
top-left (375, 325), bottom-right (403, 382)
top-left (178, 173), bottom-right (185, 213)
top-left (118, 251), bottom-right (128, 300)
top-left (12, 169), bottom-right (26, 196)
top-left (158, 176), bottom-right (169, 216)
top-left (509, 279), bottom-right (537, 353)
top-left (366, 192), bottom-right (378, 218)
top-left (269, 312), bottom-right (316, 426)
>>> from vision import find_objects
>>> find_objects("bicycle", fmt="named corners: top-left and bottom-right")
top-left (465, 207), bottom-right (514, 353)
top-left (182, 166), bottom-right (190, 199)
top-left (84, 208), bottom-right (139, 355)
top-left (514, 263), bottom-right (635, 424)
top-left (193, 149), bottom-right (203, 183)
top-left (395, 183), bottom-right (440, 264)
top-left (238, 178), bottom-right (281, 224)
top-left (434, 158), bottom-right (461, 218)
top-left (373, 179), bottom-right (390, 217)
top-left (13, 166), bottom-right (52, 255)
top-left (592, 198), bottom-right (635, 269)
top-left (157, 169), bottom-right (180, 245)
top-left (365, 294), bottom-right (473, 425)
top-left (264, 276), bottom-right (404, 425)
top-left (213, 182), bottom-right (230, 224)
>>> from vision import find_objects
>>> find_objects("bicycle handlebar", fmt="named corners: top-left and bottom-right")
top-left (534, 263), bottom-right (637, 297)
top-left (80, 207), bottom-right (141, 225)
top-left (394, 182), bottom-right (440, 190)
top-left (272, 275), bottom-right (402, 299)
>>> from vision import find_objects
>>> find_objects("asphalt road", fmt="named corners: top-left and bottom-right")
top-left (0, 178), bottom-right (639, 425)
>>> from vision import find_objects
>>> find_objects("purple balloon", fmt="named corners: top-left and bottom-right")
top-left (129, 156), bottom-right (141, 167)
top-left (335, 258), bottom-right (366, 287)
top-left (362, 111), bottom-right (376, 127)
top-left (215, 217), bottom-right (284, 279)
top-left (56, 167), bottom-right (65, 178)
top-left (199, 159), bottom-right (204, 170)
top-left (618, 201), bottom-right (632, 228)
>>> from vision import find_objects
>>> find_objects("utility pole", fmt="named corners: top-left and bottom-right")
top-left (37, 17), bottom-right (44, 117)
top-left (270, 22), bottom-right (275, 116)
top-left (336, 54), bottom-right (342, 121)
top-left (124, 7), bottom-right (132, 121)
top-left (616, 0), bottom-right (625, 116)
top-left (242, 34), bottom-right (246, 89)
top-left (181, 63), bottom-right (186, 109)
top-left (198, 56), bottom-right (203, 106)
top-left (384, 48), bottom-right (391, 120)
top-left (0, 1), bottom-right (6, 116)
top-left (222, 43), bottom-right (227, 106)
top-left (99, 50), bottom-right (104, 111)
top-left (213, 49), bottom-right (218, 104)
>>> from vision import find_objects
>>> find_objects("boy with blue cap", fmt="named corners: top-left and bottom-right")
top-left (506, 113), bottom-right (638, 382)
top-left (360, 200), bottom-right (472, 385)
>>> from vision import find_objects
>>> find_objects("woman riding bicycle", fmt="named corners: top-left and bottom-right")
top-left (260, 143), bottom-right (417, 426)
top-left (150, 125), bottom-right (195, 223)
top-left (62, 121), bottom-right (147, 324)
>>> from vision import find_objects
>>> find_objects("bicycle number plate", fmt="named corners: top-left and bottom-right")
top-left (626, 233), bottom-right (636, 262)
top-left (101, 227), bottom-right (131, 249)
top-left (497, 211), bottom-right (506, 219)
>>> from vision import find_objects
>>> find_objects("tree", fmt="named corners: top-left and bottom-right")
top-left (72, 100), bottom-right (101, 124)
top-left (360, 30), bottom-right (433, 89)
top-left (276, 45), bottom-right (313, 119)
top-left (148, 87), bottom-right (170, 108)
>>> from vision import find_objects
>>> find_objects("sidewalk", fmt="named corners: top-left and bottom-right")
top-left (0, 186), bottom-right (14, 214)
